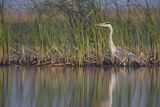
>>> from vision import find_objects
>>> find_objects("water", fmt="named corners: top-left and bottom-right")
top-left (0, 67), bottom-right (160, 107)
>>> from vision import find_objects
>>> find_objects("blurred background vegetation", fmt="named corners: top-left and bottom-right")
top-left (0, 0), bottom-right (160, 65)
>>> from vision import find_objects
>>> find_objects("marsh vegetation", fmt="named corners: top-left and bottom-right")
top-left (0, 0), bottom-right (160, 66)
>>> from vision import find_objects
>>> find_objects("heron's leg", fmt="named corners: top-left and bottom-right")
top-left (119, 57), bottom-right (127, 65)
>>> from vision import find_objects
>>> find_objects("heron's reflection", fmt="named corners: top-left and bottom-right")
top-left (1, 67), bottom-right (160, 107)
top-left (109, 72), bottom-right (116, 107)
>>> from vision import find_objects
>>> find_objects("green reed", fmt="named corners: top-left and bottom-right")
top-left (0, 0), bottom-right (160, 65)
top-left (0, 1), bottom-right (13, 64)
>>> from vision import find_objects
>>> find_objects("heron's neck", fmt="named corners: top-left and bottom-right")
top-left (108, 26), bottom-right (116, 53)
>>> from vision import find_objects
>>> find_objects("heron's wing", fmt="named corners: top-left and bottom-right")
top-left (114, 48), bottom-right (128, 60)
top-left (116, 47), bottom-right (146, 66)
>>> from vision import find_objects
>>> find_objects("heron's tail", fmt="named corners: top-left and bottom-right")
top-left (137, 59), bottom-right (146, 66)
top-left (128, 54), bottom-right (146, 66)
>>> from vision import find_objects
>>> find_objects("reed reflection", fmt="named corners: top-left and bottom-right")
top-left (0, 67), bottom-right (160, 107)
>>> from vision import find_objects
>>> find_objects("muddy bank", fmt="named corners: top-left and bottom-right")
top-left (3, 57), bottom-right (160, 67)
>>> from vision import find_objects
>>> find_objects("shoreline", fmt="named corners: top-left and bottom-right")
top-left (2, 60), bottom-right (160, 67)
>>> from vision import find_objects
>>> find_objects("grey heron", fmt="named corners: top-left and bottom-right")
top-left (96, 22), bottom-right (146, 66)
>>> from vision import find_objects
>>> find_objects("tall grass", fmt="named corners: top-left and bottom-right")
top-left (1, 0), bottom-right (160, 65)
top-left (0, 0), bottom-right (12, 64)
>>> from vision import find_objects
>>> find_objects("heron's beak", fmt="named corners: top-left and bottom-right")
top-left (95, 23), bottom-right (106, 27)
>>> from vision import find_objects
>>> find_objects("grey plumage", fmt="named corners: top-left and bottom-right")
top-left (115, 47), bottom-right (146, 66)
top-left (96, 22), bottom-right (146, 66)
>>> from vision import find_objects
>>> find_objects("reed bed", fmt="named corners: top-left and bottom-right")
top-left (0, 0), bottom-right (160, 66)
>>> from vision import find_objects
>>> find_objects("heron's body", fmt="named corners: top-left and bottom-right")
top-left (96, 22), bottom-right (146, 66)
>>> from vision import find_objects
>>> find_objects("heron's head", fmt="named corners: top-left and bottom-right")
top-left (95, 22), bottom-right (111, 28)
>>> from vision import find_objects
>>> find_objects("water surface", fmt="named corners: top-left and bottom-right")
top-left (0, 67), bottom-right (160, 107)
